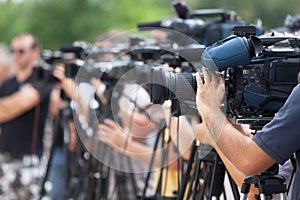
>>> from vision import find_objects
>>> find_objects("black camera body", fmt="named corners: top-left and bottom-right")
top-left (138, 9), bottom-right (264, 46)
top-left (202, 27), bottom-right (300, 128)
top-left (240, 59), bottom-right (299, 113)
top-left (227, 58), bottom-right (299, 130)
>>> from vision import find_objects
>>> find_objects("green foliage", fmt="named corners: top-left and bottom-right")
top-left (188, 0), bottom-right (300, 30)
top-left (0, 0), bottom-right (173, 49)
top-left (1, 0), bottom-right (299, 49)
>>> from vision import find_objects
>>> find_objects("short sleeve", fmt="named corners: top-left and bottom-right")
top-left (253, 85), bottom-right (300, 165)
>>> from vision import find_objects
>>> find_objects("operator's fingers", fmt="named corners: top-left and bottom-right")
top-left (211, 71), bottom-right (219, 85)
top-left (104, 119), bottom-right (124, 132)
top-left (202, 66), bottom-right (211, 83)
top-left (97, 129), bottom-right (109, 143)
top-left (53, 64), bottom-right (65, 81)
top-left (98, 124), bottom-right (113, 134)
top-left (196, 72), bottom-right (203, 90)
top-left (103, 118), bottom-right (117, 128)
top-left (220, 75), bottom-right (225, 85)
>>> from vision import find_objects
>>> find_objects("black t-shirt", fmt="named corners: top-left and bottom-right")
top-left (0, 75), bottom-right (52, 158)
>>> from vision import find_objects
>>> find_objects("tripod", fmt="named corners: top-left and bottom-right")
top-left (240, 164), bottom-right (287, 200)
top-left (39, 105), bottom-right (73, 200)
top-left (179, 143), bottom-right (240, 200)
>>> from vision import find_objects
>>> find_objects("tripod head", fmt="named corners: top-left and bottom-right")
top-left (241, 164), bottom-right (287, 200)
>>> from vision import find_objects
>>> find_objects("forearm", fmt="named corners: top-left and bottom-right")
top-left (0, 92), bottom-right (39, 123)
top-left (61, 79), bottom-right (89, 122)
top-left (213, 144), bottom-right (258, 199)
top-left (61, 78), bottom-right (76, 100)
top-left (124, 140), bottom-right (179, 169)
top-left (207, 110), bottom-right (275, 175)
top-left (122, 141), bottom-right (160, 166)
top-left (195, 121), bottom-right (258, 198)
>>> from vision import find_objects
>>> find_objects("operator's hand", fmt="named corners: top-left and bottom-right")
top-left (53, 63), bottom-right (76, 100)
top-left (98, 119), bottom-right (132, 152)
top-left (53, 63), bottom-right (66, 82)
top-left (193, 119), bottom-right (214, 146)
top-left (91, 78), bottom-right (108, 105)
top-left (196, 67), bottom-right (225, 126)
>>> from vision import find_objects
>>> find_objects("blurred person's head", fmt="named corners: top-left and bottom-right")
top-left (150, 29), bottom-right (168, 43)
top-left (95, 29), bottom-right (128, 47)
top-left (95, 29), bottom-right (129, 61)
top-left (272, 14), bottom-right (300, 34)
top-left (0, 43), bottom-right (14, 84)
top-left (10, 33), bottom-right (40, 71)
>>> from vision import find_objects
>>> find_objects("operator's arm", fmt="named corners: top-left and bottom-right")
top-left (98, 119), bottom-right (180, 170)
top-left (0, 84), bottom-right (40, 123)
top-left (194, 122), bottom-right (258, 199)
top-left (124, 139), bottom-right (179, 169)
top-left (53, 64), bottom-right (89, 122)
top-left (195, 68), bottom-right (275, 176)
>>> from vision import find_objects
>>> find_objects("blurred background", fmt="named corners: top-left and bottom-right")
top-left (1, 1), bottom-right (300, 199)
top-left (1, 0), bottom-right (299, 50)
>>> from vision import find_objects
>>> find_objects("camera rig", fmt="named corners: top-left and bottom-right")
top-left (138, 7), bottom-right (264, 46)
top-left (202, 26), bottom-right (300, 129)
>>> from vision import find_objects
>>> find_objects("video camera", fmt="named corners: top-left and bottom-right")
top-left (146, 25), bottom-right (300, 126)
top-left (32, 43), bottom-right (90, 84)
top-left (138, 3), bottom-right (264, 46)
top-left (201, 26), bottom-right (300, 128)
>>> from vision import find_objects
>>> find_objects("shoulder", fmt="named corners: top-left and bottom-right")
top-left (288, 84), bottom-right (300, 101)
top-left (276, 84), bottom-right (300, 113)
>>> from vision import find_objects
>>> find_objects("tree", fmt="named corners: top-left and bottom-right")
top-left (0, 0), bottom-right (173, 49)
top-left (188, 0), bottom-right (300, 31)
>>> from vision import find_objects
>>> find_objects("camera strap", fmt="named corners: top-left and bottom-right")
top-left (287, 154), bottom-right (297, 194)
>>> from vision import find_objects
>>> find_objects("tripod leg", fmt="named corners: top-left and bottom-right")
top-left (227, 171), bottom-right (240, 200)
top-left (207, 153), bottom-right (225, 199)
top-left (191, 157), bottom-right (203, 200)
top-left (141, 130), bottom-right (162, 200)
top-left (177, 140), bottom-right (198, 200)
top-left (40, 113), bottom-right (64, 199)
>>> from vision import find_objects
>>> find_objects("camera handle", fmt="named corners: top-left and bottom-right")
top-left (240, 174), bottom-right (287, 200)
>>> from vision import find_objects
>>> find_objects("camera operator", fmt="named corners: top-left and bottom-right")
top-left (47, 61), bottom-right (93, 199)
top-left (53, 63), bottom-right (91, 123)
top-left (0, 33), bottom-right (58, 158)
top-left (0, 33), bottom-right (62, 199)
top-left (195, 66), bottom-right (300, 199)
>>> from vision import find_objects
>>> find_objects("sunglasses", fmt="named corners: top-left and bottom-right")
top-left (11, 47), bottom-right (34, 55)
top-left (11, 48), bottom-right (26, 55)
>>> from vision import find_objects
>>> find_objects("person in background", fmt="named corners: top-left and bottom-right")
top-left (0, 43), bottom-right (14, 85)
top-left (271, 14), bottom-right (300, 34)
top-left (0, 33), bottom-right (54, 158)
top-left (0, 33), bottom-right (61, 199)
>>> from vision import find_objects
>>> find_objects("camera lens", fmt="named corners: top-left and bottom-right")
top-left (150, 67), bottom-right (197, 104)
top-left (172, 72), bottom-right (197, 100)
